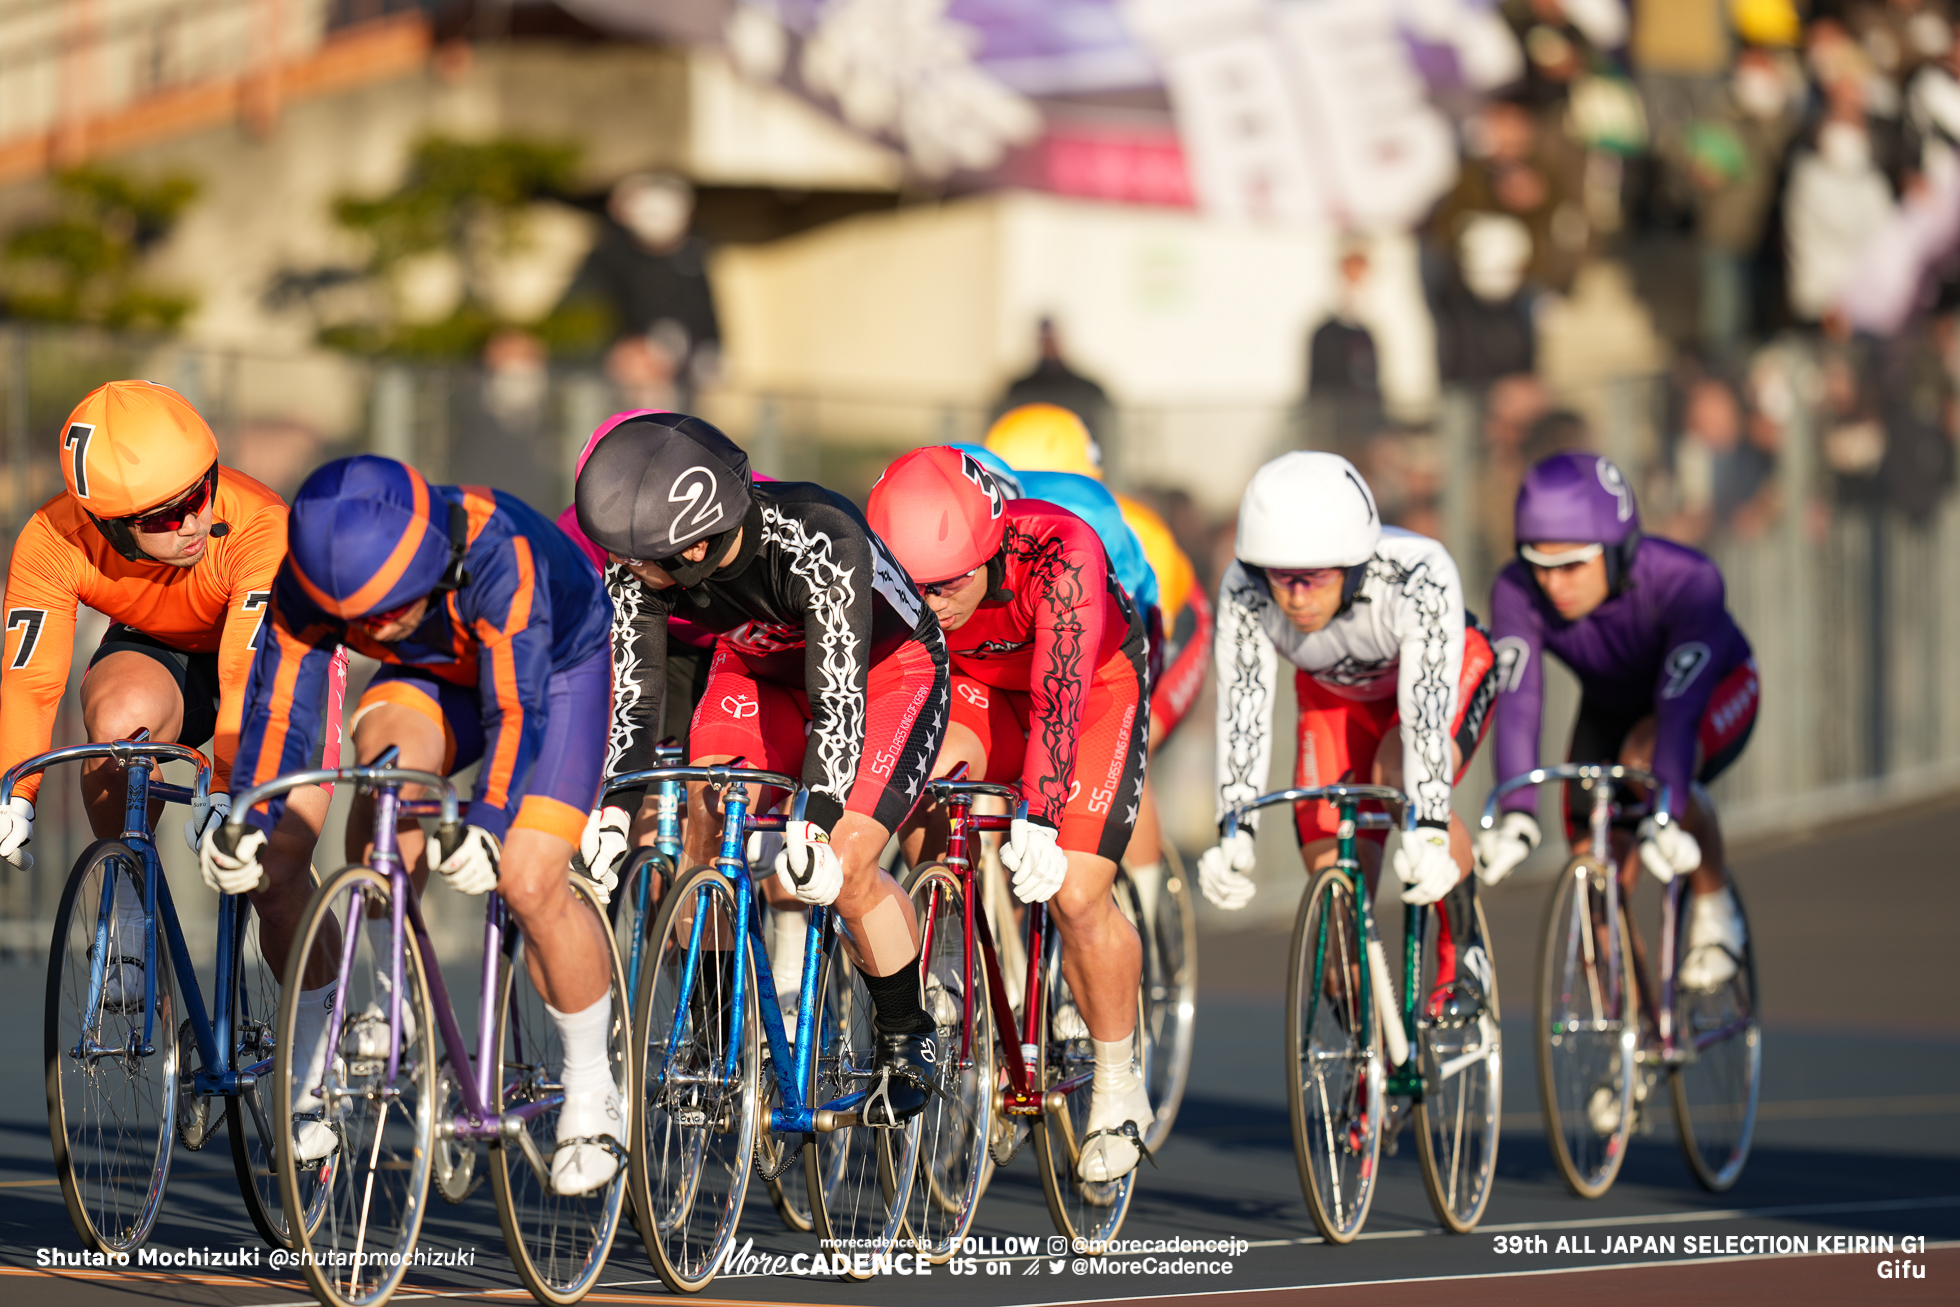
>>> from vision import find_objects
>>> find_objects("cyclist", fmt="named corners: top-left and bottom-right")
top-left (1479, 452), bottom-right (1756, 989)
top-left (979, 405), bottom-right (1214, 926)
top-left (574, 412), bottom-right (950, 1125)
top-left (211, 455), bottom-right (621, 1195)
top-left (0, 380), bottom-right (345, 1010)
top-left (868, 446), bottom-right (1153, 1184)
top-left (1197, 452), bottom-right (1498, 1005)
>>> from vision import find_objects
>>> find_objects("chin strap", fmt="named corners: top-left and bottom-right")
top-left (432, 502), bottom-right (472, 592)
top-left (665, 522), bottom-right (743, 608)
top-left (983, 551), bottom-right (1013, 602)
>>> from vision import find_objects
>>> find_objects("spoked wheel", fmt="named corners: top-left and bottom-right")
top-left (757, 904), bottom-right (814, 1235)
top-left (629, 866), bottom-right (759, 1293)
top-left (275, 866), bottom-right (436, 1307)
top-left (1669, 877), bottom-right (1761, 1192)
top-left (491, 878), bottom-right (633, 1304)
top-left (610, 848), bottom-right (674, 1013)
top-left (227, 888), bottom-right (330, 1248)
top-left (900, 864), bottom-right (994, 1262)
top-left (805, 935), bottom-right (921, 1279)
top-left (1120, 851), bottom-right (1197, 1155)
top-left (1535, 856), bottom-right (1638, 1199)
top-left (1285, 867), bottom-right (1384, 1245)
top-left (46, 841), bottom-right (176, 1254)
top-left (1032, 935), bottom-right (1139, 1253)
top-left (1411, 895), bottom-right (1502, 1233)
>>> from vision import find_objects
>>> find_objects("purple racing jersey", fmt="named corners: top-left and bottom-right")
top-left (1489, 536), bottom-right (1752, 818)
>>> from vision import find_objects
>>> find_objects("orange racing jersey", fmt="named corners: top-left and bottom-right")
top-left (0, 470), bottom-right (288, 802)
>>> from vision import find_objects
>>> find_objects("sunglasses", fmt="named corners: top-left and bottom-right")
top-left (360, 595), bottom-right (426, 629)
top-left (916, 568), bottom-right (979, 598)
top-left (128, 469), bottom-right (215, 533)
top-left (1261, 566), bottom-right (1344, 593)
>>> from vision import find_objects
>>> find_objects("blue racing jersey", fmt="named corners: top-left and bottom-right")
top-left (952, 444), bottom-right (1159, 614)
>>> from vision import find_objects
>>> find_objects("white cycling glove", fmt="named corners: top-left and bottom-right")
top-left (1389, 824), bottom-right (1462, 905)
top-left (199, 823), bottom-right (268, 895)
top-left (183, 792), bottom-right (232, 855)
top-left (775, 819), bottom-right (843, 906)
top-left (1637, 817), bottom-right (1701, 883)
top-left (1000, 816), bottom-right (1068, 903)
top-left (1196, 829), bottom-right (1257, 910)
top-left (434, 825), bottom-right (502, 896)
top-left (577, 806), bottom-right (632, 906)
top-left (1475, 811), bottom-right (1541, 885)
top-left (0, 796), bottom-right (33, 871)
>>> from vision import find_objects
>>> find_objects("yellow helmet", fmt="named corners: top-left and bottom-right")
top-left (983, 403), bottom-right (1102, 480)
top-left (1117, 493), bottom-right (1195, 623)
top-left (1731, 0), bottom-right (1800, 47)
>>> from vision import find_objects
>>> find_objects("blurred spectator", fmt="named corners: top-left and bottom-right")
top-left (1300, 237), bottom-right (1386, 446)
top-left (459, 328), bottom-right (557, 509)
top-left (1475, 373), bottom-right (1552, 562)
top-left (557, 172), bottom-right (722, 410)
top-left (1434, 97), bottom-right (1589, 293)
top-left (1665, 374), bottom-right (1778, 542)
top-left (1431, 211), bottom-right (1539, 384)
top-left (1678, 49), bottom-right (1803, 350)
top-left (1785, 60), bottom-right (1901, 323)
top-left (998, 316), bottom-right (1115, 448)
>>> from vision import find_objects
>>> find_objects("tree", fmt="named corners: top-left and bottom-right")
top-left (3, 167), bottom-right (200, 330)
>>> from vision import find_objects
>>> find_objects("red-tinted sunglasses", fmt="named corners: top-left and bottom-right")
top-left (128, 468), bottom-right (215, 533)
top-left (361, 596), bottom-right (425, 628)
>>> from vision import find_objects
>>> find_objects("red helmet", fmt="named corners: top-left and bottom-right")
top-left (866, 446), bottom-right (1009, 585)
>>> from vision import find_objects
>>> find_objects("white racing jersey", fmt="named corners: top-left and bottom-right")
top-left (1214, 527), bottom-right (1467, 829)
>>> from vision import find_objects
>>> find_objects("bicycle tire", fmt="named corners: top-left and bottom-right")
top-left (45, 840), bottom-right (176, 1255)
top-left (1669, 875), bottom-right (1761, 1192)
top-left (1412, 895), bottom-right (1502, 1233)
top-left (629, 866), bottom-right (758, 1293)
top-left (900, 863), bottom-right (994, 1262)
top-left (275, 865), bottom-right (436, 1307)
top-left (1032, 928), bottom-right (1140, 1252)
top-left (1122, 850), bottom-right (1197, 1155)
top-left (1534, 855), bottom-right (1638, 1200)
top-left (804, 933), bottom-right (921, 1279)
top-left (227, 885), bottom-right (330, 1248)
top-left (1285, 866), bottom-right (1383, 1244)
top-left (490, 876), bottom-right (633, 1304)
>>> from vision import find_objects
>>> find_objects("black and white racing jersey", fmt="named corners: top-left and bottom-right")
top-left (1214, 527), bottom-right (1467, 829)
top-left (606, 480), bottom-right (944, 833)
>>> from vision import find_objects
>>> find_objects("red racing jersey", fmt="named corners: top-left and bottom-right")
top-left (941, 499), bottom-right (1144, 825)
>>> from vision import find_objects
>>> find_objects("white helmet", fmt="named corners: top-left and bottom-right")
top-left (1235, 451), bottom-right (1381, 569)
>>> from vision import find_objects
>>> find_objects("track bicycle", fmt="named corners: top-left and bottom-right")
top-left (617, 764), bottom-right (921, 1292)
top-left (224, 750), bottom-right (631, 1307)
top-left (1481, 764), bottom-right (1760, 1198)
top-left (25, 729), bottom-right (320, 1254)
top-left (1221, 784), bottom-right (1502, 1242)
top-left (904, 771), bottom-right (1145, 1258)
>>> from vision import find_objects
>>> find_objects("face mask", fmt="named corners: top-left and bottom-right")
top-left (1818, 120), bottom-right (1873, 171)
top-left (1733, 65), bottom-right (1787, 121)
top-left (617, 186), bottom-right (691, 246)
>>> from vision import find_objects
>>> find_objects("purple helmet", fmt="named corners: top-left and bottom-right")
top-left (1515, 452), bottom-right (1639, 545)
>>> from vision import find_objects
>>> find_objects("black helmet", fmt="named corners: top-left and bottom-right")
top-left (575, 413), bottom-right (753, 584)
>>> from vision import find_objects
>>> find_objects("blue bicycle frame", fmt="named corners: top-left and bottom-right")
top-left (1, 732), bottom-right (250, 1091)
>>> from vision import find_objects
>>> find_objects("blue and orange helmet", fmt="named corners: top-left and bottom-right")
top-left (287, 456), bottom-right (464, 619)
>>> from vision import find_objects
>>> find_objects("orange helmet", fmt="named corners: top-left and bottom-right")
top-left (60, 380), bottom-right (220, 561)
top-left (983, 403), bottom-right (1102, 479)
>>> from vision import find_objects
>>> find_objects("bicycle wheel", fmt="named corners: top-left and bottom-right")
top-left (276, 865), bottom-right (436, 1307)
top-left (805, 936), bottom-right (921, 1279)
top-left (1032, 935), bottom-right (1139, 1253)
top-left (1122, 851), bottom-right (1197, 1155)
top-left (491, 877), bottom-right (633, 1304)
top-left (1669, 877), bottom-right (1761, 1192)
top-left (1412, 896), bottom-right (1502, 1233)
top-left (227, 889), bottom-right (330, 1248)
top-left (1286, 867), bottom-right (1384, 1244)
top-left (46, 841), bottom-right (176, 1254)
top-left (610, 848), bottom-right (673, 1009)
top-left (1534, 855), bottom-right (1638, 1199)
top-left (901, 864), bottom-right (994, 1262)
top-left (629, 866), bottom-right (759, 1293)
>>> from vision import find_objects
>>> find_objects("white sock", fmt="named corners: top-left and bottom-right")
top-left (292, 983), bottom-right (338, 1104)
top-left (1092, 1035), bottom-right (1142, 1101)
top-left (365, 917), bottom-right (395, 976)
top-left (548, 994), bottom-right (617, 1127)
top-left (112, 874), bottom-right (146, 934)
top-left (771, 904), bottom-right (809, 1003)
top-left (1127, 861), bottom-right (1163, 927)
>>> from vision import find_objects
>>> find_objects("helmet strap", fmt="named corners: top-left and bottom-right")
top-left (432, 501), bottom-right (473, 593)
top-left (1606, 530), bottom-right (1641, 595)
top-left (663, 509), bottom-right (753, 608)
top-left (1335, 562), bottom-right (1368, 616)
top-left (983, 551), bottom-right (1013, 602)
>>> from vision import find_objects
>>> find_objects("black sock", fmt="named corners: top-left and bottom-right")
top-left (1441, 878), bottom-right (1478, 955)
top-left (859, 957), bottom-right (934, 1036)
